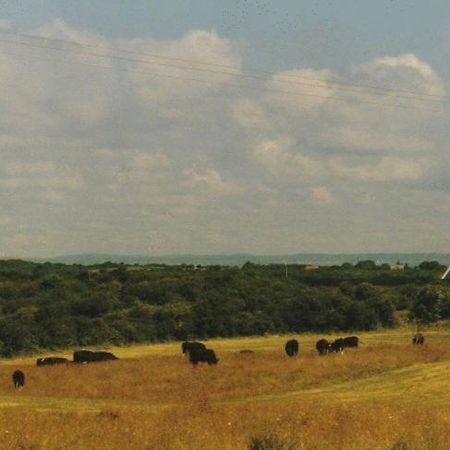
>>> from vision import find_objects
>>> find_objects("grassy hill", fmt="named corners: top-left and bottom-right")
top-left (0, 328), bottom-right (449, 449)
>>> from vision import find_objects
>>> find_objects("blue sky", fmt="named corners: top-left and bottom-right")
top-left (0, 2), bottom-right (449, 257)
top-left (4, 0), bottom-right (450, 73)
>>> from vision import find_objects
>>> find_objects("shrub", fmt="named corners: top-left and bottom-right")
top-left (248, 434), bottom-right (297, 450)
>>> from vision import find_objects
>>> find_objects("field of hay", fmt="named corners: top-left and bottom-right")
top-left (1, 328), bottom-right (450, 449)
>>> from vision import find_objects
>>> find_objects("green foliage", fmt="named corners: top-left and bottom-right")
top-left (409, 286), bottom-right (443, 325)
top-left (248, 434), bottom-right (297, 450)
top-left (0, 259), bottom-right (445, 356)
top-left (355, 260), bottom-right (377, 270)
top-left (418, 261), bottom-right (445, 271)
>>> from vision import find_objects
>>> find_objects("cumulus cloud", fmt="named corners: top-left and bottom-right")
top-left (266, 68), bottom-right (335, 112)
top-left (128, 152), bottom-right (170, 172)
top-left (112, 152), bottom-right (171, 186)
top-left (128, 29), bottom-right (242, 103)
top-left (252, 137), bottom-right (322, 179)
top-left (331, 157), bottom-right (429, 182)
top-left (362, 53), bottom-right (445, 96)
top-left (233, 99), bottom-right (268, 130)
top-left (0, 19), bottom-right (448, 256)
top-left (0, 160), bottom-right (85, 192)
top-left (184, 167), bottom-right (243, 196)
top-left (317, 126), bottom-right (434, 153)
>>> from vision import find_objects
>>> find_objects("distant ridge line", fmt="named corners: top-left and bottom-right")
top-left (28, 253), bottom-right (450, 267)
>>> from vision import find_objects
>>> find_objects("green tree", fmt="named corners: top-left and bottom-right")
top-left (409, 286), bottom-right (443, 326)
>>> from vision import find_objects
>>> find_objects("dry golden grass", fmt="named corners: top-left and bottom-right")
top-left (0, 328), bottom-right (449, 449)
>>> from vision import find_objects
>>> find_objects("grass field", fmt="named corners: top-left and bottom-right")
top-left (0, 327), bottom-right (449, 449)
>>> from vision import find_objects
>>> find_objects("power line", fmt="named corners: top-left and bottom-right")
top-left (0, 28), bottom-right (448, 105)
top-left (1, 48), bottom-right (447, 117)
top-left (0, 37), bottom-right (448, 115)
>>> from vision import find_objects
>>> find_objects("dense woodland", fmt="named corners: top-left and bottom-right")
top-left (0, 259), bottom-right (449, 357)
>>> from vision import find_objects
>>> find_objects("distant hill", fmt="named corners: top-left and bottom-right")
top-left (31, 253), bottom-right (450, 267)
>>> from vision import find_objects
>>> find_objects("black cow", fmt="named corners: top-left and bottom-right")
top-left (412, 333), bottom-right (425, 345)
top-left (73, 350), bottom-right (95, 363)
top-left (181, 341), bottom-right (207, 355)
top-left (343, 336), bottom-right (359, 348)
top-left (316, 339), bottom-right (330, 355)
top-left (189, 347), bottom-right (219, 366)
top-left (36, 357), bottom-right (69, 366)
top-left (73, 350), bottom-right (118, 363)
top-left (285, 339), bottom-right (299, 357)
top-left (12, 370), bottom-right (25, 389)
top-left (181, 341), bottom-right (189, 354)
top-left (330, 338), bottom-right (345, 354)
top-left (94, 351), bottom-right (118, 361)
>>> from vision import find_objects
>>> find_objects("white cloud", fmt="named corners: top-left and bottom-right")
top-left (265, 68), bottom-right (335, 113)
top-left (184, 167), bottom-right (243, 196)
top-left (128, 29), bottom-right (242, 103)
top-left (317, 126), bottom-right (434, 153)
top-left (363, 54), bottom-right (445, 96)
top-left (331, 157), bottom-right (429, 182)
top-left (0, 19), bottom-right (447, 256)
top-left (0, 160), bottom-right (85, 192)
top-left (114, 152), bottom-right (171, 186)
top-left (252, 137), bottom-right (323, 179)
top-left (233, 99), bottom-right (268, 129)
top-left (128, 153), bottom-right (170, 171)
top-left (35, 19), bottom-right (107, 46)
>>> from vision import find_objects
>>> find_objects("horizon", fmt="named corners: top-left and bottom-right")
top-left (14, 251), bottom-right (450, 267)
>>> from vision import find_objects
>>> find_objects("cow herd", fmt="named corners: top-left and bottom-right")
top-left (314, 336), bottom-right (359, 356)
top-left (10, 333), bottom-right (427, 389)
top-left (11, 350), bottom-right (118, 389)
top-left (282, 336), bottom-right (359, 358)
top-left (36, 350), bottom-right (118, 366)
top-left (181, 332), bottom-right (426, 365)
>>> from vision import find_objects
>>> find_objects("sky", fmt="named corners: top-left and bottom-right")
top-left (1, 1), bottom-right (450, 257)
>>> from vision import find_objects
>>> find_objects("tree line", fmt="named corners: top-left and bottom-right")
top-left (0, 259), bottom-right (448, 356)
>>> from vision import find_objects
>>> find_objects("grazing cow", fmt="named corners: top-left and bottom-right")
top-left (181, 341), bottom-right (207, 355)
top-left (189, 347), bottom-right (219, 366)
top-left (285, 339), bottom-right (299, 357)
top-left (73, 350), bottom-right (118, 363)
top-left (181, 341), bottom-right (189, 354)
top-left (343, 336), bottom-right (359, 348)
top-left (36, 357), bottom-right (69, 366)
top-left (412, 333), bottom-right (425, 345)
top-left (330, 338), bottom-right (345, 354)
top-left (94, 351), bottom-right (118, 361)
top-left (316, 339), bottom-right (330, 355)
top-left (12, 370), bottom-right (25, 389)
top-left (73, 350), bottom-right (95, 363)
